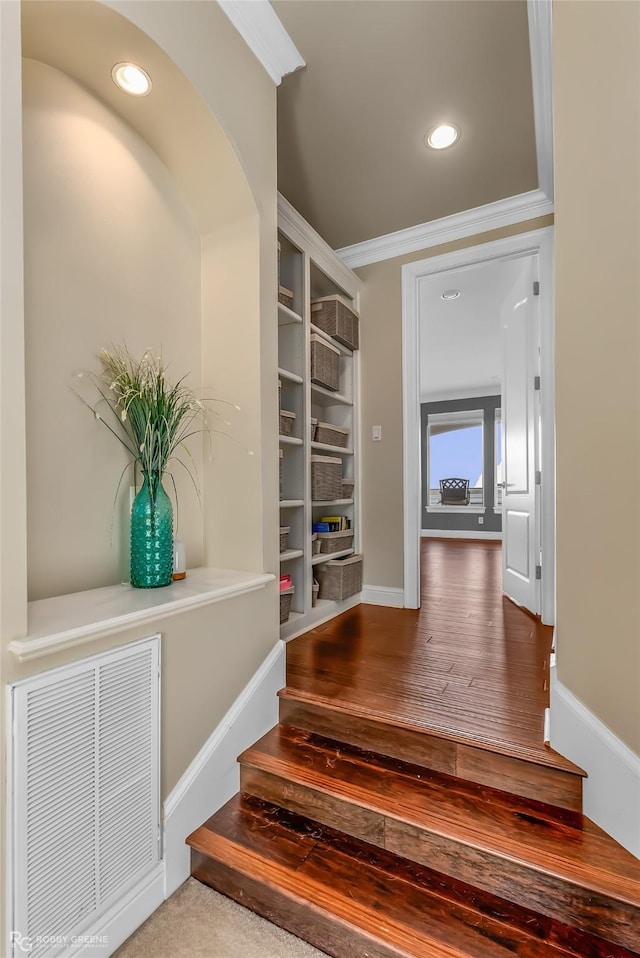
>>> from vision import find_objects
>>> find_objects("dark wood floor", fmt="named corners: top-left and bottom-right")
top-left (288, 539), bottom-right (556, 761)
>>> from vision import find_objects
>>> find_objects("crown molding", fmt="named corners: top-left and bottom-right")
top-left (528, 0), bottom-right (554, 201)
top-left (336, 188), bottom-right (554, 269)
top-left (217, 0), bottom-right (305, 86)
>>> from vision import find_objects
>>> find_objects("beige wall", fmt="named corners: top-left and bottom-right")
top-left (23, 59), bottom-right (204, 599)
top-left (357, 215), bottom-right (553, 590)
top-left (0, 0), bottom-right (278, 944)
top-left (554, 0), bottom-right (640, 754)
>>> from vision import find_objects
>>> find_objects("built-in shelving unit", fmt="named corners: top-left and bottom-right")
top-left (278, 194), bottom-right (362, 640)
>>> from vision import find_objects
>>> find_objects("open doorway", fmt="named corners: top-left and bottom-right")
top-left (402, 228), bottom-right (555, 623)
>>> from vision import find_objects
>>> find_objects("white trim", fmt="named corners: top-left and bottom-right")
top-left (528, 0), bottom-right (554, 201)
top-left (216, 0), bottom-right (305, 86)
top-left (421, 530), bottom-right (502, 541)
top-left (278, 193), bottom-right (362, 296)
top-left (550, 667), bottom-right (640, 859)
top-left (403, 228), bottom-right (554, 614)
top-left (337, 189), bottom-right (553, 269)
top-left (361, 586), bottom-right (404, 608)
top-left (163, 641), bottom-right (285, 897)
top-left (10, 568), bottom-right (275, 662)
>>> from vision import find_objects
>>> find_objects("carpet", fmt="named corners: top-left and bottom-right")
top-left (114, 878), bottom-right (329, 958)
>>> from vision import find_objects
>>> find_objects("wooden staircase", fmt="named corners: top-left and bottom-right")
top-left (188, 697), bottom-right (640, 956)
top-left (188, 552), bottom-right (640, 957)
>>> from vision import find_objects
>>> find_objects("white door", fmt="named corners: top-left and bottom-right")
top-left (501, 254), bottom-right (540, 614)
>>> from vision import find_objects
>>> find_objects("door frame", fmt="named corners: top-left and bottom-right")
top-left (401, 226), bottom-right (555, 623)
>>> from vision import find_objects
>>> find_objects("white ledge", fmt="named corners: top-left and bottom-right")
top-left (10, 568), bottom-right (275, 662)
top-left (426, 505), bottom-right (486, 514)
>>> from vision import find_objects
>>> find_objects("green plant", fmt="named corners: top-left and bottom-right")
top-left (76, 345), bottom-right (238, 505)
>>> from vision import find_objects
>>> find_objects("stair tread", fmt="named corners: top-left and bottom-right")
top-left (278, 686), bottom-right (586, 777)
top-left (189, 795), bottom-right (638, 958)
top-left (241, 725), bottom-right (640, 908)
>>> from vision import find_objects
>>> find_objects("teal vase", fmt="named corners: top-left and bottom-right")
top-left (130, 472), bottom-right (173, 588)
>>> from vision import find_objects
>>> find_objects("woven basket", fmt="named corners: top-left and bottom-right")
top-left (341, 478), bottom-right (355, 500)
top-left (280, 586), bottom-right (294, 624)
top-left (311, 295), bottom-right (359, 350)
top-left (278, 285), bottom-right (294, 310)
top-left (317, 554), bottom-right (362, 601)
top-left (312, 580), bottom-right (319, 607)
top-left (310, 418), bottom-right (318, 441)
top-left (310, 334), bottom-right (340, 392)
top-left (317, 529), bottom-right (354, 554)
top-left (311, 455), bottom-right (342, 501)
top-left (279, 526), bottom-right (290, 553)
top-left (315, 421), bottom-right (349, 448)
top-left (311, 533), bottom-right (321, 555)
top-left (279, 409), bottom-right (296, 436)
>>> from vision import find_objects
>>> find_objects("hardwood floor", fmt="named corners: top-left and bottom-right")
top-left (287, 540), bottom-right (556, 758)
top-left (189, 539), bottom-right (640, 956)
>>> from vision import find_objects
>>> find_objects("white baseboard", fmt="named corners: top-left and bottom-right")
top-left (421, 529), bottom-right (502, 541)
top-left (550, 666), bottom-right (640, 859)
top-left (162, 641), bottom-right (286, 898)
top-left (361, 586), bottom-right (404, 608)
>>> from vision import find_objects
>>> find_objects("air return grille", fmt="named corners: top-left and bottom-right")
top-left (10, 636), bottom-right (160, 958)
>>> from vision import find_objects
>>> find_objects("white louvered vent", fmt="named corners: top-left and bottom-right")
top-left (10, 636), bottom-right (160, 958)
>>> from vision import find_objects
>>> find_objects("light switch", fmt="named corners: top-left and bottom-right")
top-left (372, 425), bottom-right (382, 441)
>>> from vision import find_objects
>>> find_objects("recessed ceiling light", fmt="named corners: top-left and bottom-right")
top-left (441, 289), bottom-right (460, 301)
top-left (112, 62), bottom-right (152, 97)
top-left (426, 123), bottom-right (460, 150)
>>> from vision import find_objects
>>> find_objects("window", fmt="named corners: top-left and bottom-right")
top-left (427, 410), bottom-right (484, 507)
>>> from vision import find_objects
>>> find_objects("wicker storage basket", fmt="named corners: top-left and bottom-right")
top-left (310, 417), bottom-right (318, 441)
top-left (311, 533), bottom-right (321, 555)
top-left (341, 478), bottom-right (355, 500)
top-left (317, 554), bottom-right (362, 601)
top-left (317, 529), bottom-right (354, 554)
top-left (310, 334), bottom-right (340, 392)
top-left (279, 449), bottom-right (283, 498)
top-left (279, 409), bottom-right (296, 436)
top-left (315, 421), bottom-right (349, 448)
top-left (312, 580), bottom-right (319, 607)
top-left (311, 295), bottom-right (359, 350)
top-left (278, 285), bottom-right (294, 310)
top-left (311, 455), bottom-right (342, 501)
top-left (280, 585), bottom-right (294, 624)
top-left (279, 526), bottom-right (290, 553)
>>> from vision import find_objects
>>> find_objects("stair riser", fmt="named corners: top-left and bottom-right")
top-left (241, 765), bottom-right (638, 953)
top-left (279, 696), bottom-right (582, 813)
top-left (191, 849), bottom-right (448, 958)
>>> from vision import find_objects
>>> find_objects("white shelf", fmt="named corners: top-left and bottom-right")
top-left (10, 567), bottom-right (275, 663)
top-left (312, 499), bottom-right (354, 507)
top-left (311, 384), bottom-right (353, 407)
top-left (279, 549), bottom-right (304, 562)
top-left (311, 548), bottom-right (354, 566)
top-left (278, 205), bottom-right (361, 641)
top-left (278, 367), bottom-right (304, 384)
top-left (278, 303), bottom-right (303, 326)
top-left (311, 441), bottom-right (353, 455)
top-left (310, 323), bottom-right (353, 356)
top-left (279, 435), bottom-right (303, 446)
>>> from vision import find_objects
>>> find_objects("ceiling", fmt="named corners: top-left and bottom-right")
top-left (274, 0), bottom-right (538, 252)
top-left (419, 256), bottom-right (524, 402)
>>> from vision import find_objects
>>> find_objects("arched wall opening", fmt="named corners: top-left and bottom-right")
top-left (20, 0), bottom-right (264, 600)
